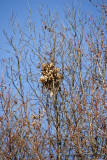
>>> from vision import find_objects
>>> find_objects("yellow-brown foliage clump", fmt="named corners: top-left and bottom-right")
top-left (40, 61), bottom-right (63, 96)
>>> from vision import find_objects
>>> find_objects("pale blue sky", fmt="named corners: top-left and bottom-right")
top-left (0, 0), bottom-right (100, 59)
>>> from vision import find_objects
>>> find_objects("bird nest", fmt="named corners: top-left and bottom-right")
top-left (40, 62), bottom-right (63, 96)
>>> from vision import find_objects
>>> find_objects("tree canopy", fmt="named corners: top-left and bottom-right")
top-left (0, 1), bottom-right (106, 159)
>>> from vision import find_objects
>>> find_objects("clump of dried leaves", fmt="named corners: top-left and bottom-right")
top-left (40, 61), bottom-right (63, 96)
